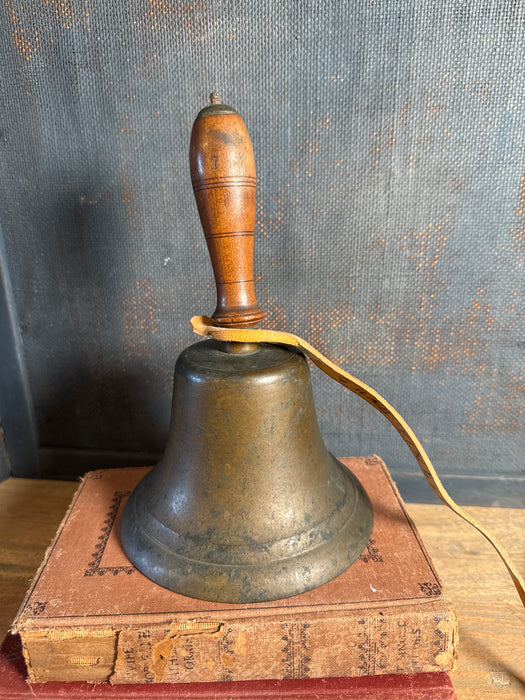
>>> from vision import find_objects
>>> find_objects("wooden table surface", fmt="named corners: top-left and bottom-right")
top-left (0, 476), bottom-right (523, 698)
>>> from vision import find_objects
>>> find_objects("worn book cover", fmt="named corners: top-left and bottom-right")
top-left (12, 456), bottom-right (458, 684)
top-left (0, 633), bottom-right (458, 699)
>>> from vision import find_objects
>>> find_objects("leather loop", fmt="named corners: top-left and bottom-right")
top-left (191, 315), bottom-right (525, 607)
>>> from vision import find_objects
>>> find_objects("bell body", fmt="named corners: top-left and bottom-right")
top-left (121, 339), bottom-right (373, 603)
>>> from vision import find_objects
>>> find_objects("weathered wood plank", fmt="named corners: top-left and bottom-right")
top-left (407, 503), bottom-right (525, 699)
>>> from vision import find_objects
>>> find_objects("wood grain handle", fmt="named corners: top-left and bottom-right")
top-left (189, 96), bottom-right (264, 328)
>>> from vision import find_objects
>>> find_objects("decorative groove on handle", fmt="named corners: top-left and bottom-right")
top-left (204, 231), bottom-right (254, 239)
top-left (192, 175), bottom-right (257, 187)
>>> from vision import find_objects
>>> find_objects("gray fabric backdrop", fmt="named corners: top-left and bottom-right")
top-left (0, 1), bottom-right (523, 499)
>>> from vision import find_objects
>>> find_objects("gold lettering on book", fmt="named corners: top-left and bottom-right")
top-left (150, 621), bottom-right (224, 682)
top-left (45, 628), bottom-right (115, 640)
top-left (68, 656), bottom-right (101, 666)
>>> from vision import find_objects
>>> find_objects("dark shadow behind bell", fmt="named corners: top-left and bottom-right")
top-left (120, 96), bottom-right (373, 603)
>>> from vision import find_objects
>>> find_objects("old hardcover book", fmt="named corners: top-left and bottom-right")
top-left (0, 633), bottom-right (458, 699)
top-left (11, 456), bottom-right (458, 684)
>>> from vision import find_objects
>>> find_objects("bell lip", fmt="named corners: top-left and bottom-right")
top-left (120, 460), bottom-right (373, 604)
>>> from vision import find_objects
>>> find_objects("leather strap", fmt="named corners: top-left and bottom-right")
top-left (191, 315), bottom-right (525, 607)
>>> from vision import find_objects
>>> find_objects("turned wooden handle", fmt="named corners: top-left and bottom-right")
top-left (189, 95), bottom-right (264, 328)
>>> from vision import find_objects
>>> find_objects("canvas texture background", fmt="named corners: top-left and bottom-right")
top-left (0, 1), bottom-right (523, 485)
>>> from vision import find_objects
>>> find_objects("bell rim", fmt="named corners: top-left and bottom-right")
top-left (120, 460), bottom-right (373, 604)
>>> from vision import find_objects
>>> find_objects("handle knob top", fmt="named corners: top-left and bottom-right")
top-left (194, 95), bottom-right (238, 121)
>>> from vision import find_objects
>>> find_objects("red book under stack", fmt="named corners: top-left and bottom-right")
top-left (0, 633), bottom-right (457, 698)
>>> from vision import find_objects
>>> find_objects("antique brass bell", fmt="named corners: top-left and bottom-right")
top-left (120, 95), bottom-right (373, 603)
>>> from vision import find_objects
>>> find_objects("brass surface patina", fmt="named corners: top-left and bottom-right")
top-left (121, 339), bottom-right (372, 602)
top-left (120, 96), bottom-right (373, 603)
